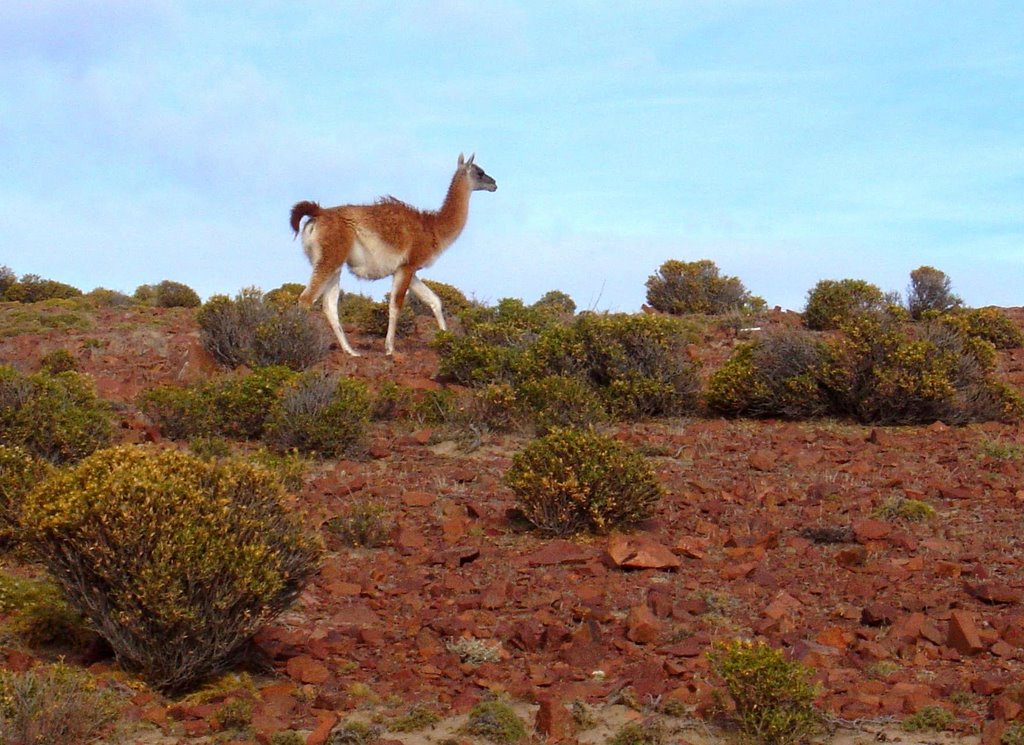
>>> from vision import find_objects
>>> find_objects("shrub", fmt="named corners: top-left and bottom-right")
top-left (389, 703), bottom-right (441, 732)
top-left (264, 282), bottom-right (306, 307)
top-left (2, 273), bottom-right (82, 303)
top-left (0, 571), bottom-right (92, 649)
top-left (84, 287), bottom-right (134, 307)
top-left (271, 732), bottom-right (306, 745)
top-left (0, 266), bottom-right (14, 298)
top-left (608, 720), bottom-right (666, 745)
top-left (529, 313), bottom-right (701, 419)
top-left (138, 383), bottom-right (220, 440)
top-left (468, 383), bottom-right (521, 431)
top-left (504, 428), bottom-right (663, 536)
top-left (0, 445), bottom-right (53, 543)
top-left (447, 636), bottom-right (502, 665)
top-left (135, 279), bottom-right (202, 308)
top-left (326, 500), bottom-right (389, 548)
top-left (462, 700), bottom-right (527, 744)
top-left (351, 296), bottom-right (416, 338)
top-left (328, 721), bottom-right (383, 745)
top-left (706, 329), bottom-right (829, 419)
top-left (645, 259), bottom-right (762, 316)
top-left (212, 366), bottom-right (297, 440)
top-left (264, 371), bottom-right (370, 456)
top-left (0, 662), bottom-right (119, 745)
top-left (907, 266), bottom-right (961, 319)
top-left (901, 705), bottom-right (953, 732)
top-left (531, 289), bottom-right (576, 315)
top-left (803, 278), bottom-right (892, 330)
top-left (820, 316), bottom-right (1022, 425)
top-left (943, 307), bottom-right (1024, 349)
top-left (0, 366), bottom-right (113, 464)
top-left (515, 374), bottom-right (607, 434)
top-left (708, 639), bottom-right (820, 745)
top-left (19, 446), bottom-right (322, 692)
top-left (198, 288), bottom-right (329, 370)
top-left (874, 496), bottom-right (935, 522)
top-left (39, 347), bottom-right (77, 374)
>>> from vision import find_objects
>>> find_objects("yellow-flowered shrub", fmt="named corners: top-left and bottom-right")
top-left (18, 446), bottom-right (322, 692)
top-left (0, 444), bottom-right (52, 542)
top-left (504, 428), bottom-right (663, 536)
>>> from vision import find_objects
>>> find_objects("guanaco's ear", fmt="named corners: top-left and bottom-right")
top-left (467, 153), bottom-right (475, 166)
top-left (458, 153), bottom-right (465, 167)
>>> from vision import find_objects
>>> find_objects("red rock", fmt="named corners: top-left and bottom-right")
top-left (306, 711), bottom-right (340, 745)
top-left (972, 673), bottom-right (1013, 696)
top-left (607, 534), bottom-right (680, 571)
top-left (401, 490), bottom-right (436, 507)
top-left (852, 519), bottom-right (892, 543)
top-left (662, 636), bottom-right (705, 657)
top-left (991, 640), bottom-right (1016, 658)
top-left (674, 535), bottom-right (708, 560)
top-left (535, 694), bottom-right (574, 740)
top-left (395, 527), bottom-right (427, 550)
top-left (523, 540), bottom-right (593, 566)
top-left (836, 545), bottom-right (867, 568)
top-left (764, 590), bottom-right (802, 621)
top-left (890, 612), bottom-right (924, 643)
top-left (183, 720), bottom-right (212, 737)
top-left (480, 580), bottom-right (508, 610)
top-left (965, 581), bottom-right (1022, 605)
top-left (748, 450), bottom-right (777, 471)
top-left (626, 604), bottom-right (663, 644)
top-left (993, 696), bottom-right (1023, 722)
top-left (285, 655), bottom-right (330, 685)
top-left (947, 609), bottom-right (985, 655)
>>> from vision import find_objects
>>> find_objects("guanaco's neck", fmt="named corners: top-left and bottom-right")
top-left (433, 171), bottom-right (471, 245)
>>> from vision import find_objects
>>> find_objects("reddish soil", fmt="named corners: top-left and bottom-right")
top-left (2, 301), bottom-right (1024, 745)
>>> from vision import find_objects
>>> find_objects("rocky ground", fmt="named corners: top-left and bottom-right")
top-left (2, 300), bottom-right (1024, 745)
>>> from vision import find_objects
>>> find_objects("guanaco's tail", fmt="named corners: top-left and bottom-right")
top-left (289, 201), bottom-right (322, 236)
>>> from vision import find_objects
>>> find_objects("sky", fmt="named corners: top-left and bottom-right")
top-left (1, 1), bottom-right (1021, 312)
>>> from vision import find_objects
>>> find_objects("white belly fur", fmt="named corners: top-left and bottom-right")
top-left (347, 231), bottom-right (407, 280)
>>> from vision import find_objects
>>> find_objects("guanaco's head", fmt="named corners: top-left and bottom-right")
top-left (458, 153), bottom-right (497, 192)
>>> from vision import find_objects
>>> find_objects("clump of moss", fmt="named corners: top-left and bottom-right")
top-left (505, 428), bottom-right (663, 536)
top-left (18, 446), bottom-right (322, 692)
top-left (608, 720), bottom-right (666, 745)
top-left (462, 700), bottom-right (527, 744)
top-left (874, 496), bottom-right (936, 522)
top-left (389, 703), bottom-right (441, 732)
top-left (901, 705), bottom-right (954, 733)
top-left (708, 639), bottom-right (820, 745)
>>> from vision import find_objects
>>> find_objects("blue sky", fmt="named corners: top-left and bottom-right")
top-left (2, 1), bottom-right (1021, 312)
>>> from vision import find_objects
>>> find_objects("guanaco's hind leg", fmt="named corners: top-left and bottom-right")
top-left (320, 282), bottom-right (359, 357)
top-left (408, 276), bottom-right (447, 332)
top-left (385, 266), bottom-right (415, 355)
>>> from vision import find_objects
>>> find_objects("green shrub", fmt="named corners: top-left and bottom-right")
top-left (135, 279), bottom-right (202, 308)
top-left (706, 329), bottom-right (829, 419)
top-left (708, 639), bottom-right (820, 745)
top-left (370, 380), bottom-right (416, 421)
top-left (942, 307), bottom-right (1024, 349)
top-left (140, 366), bottom-right (297, 442)
top-left (344, 294), bottom-right (415, 338)
top-left (389, 703), bottom-right (442, 732)
top-left (0, 444), bottom-right (53, 540)
top-left (504, 428), bottom-right (663, 536)
top-left (1002, 721), bottom-right (1024, 745)
top-left (0, 662), bottom-right (119, 745)
top-left (198, 288), bottom-right (329, 370)
top-left (901, 705), bottom-right (953, 733)
top-left (2, 274), bottom-right (82, 303)
top-left (803, 278), bottom-right (892, 331)
top-left (516, 374), bottom-right (607, 434)
top-left (84, 287), bottom-right (134, 307)
top-left (39, 348), bottom-right (77, 374)
top-left (264, 372), bottom-right (370, 456)
top-left (264, 282), bottom-right (306, 308)
top-left (531, 289), bottom-right (576, 315)
top-left (874, 496), bottom-right (935, 522)
top-left (528, 313), bottom-right (701, 419)
top-left (19, 446), bottom-right (322, 692)
top-left (270, 732), bottom-right (306, 745)
top-left (328, 721), bottom-right (383, 745)
top-left (0, 266), bottom-right (14, 298)
top-left (215, 697), bottom-right (253, 731)
top-left (645, 259), bottom-right (763, 315)
top-left (907, 266), bottom-right (961, 319)
top-left (462, 700), bottom-right (527, 744)
top-left (326, 500), bottom-right (389, 548)
top-left (468, 383), bottom-right (521, 431)
top-left (608, 720), bottom-right (666, 745)
top-left (820, 316), bottom-right (1022, 424)
top-left (0, 571), bottom-right (93, 649)
top-left (0, 366), bottom-right (113, 464)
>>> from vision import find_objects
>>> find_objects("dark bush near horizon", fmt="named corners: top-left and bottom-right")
top-left (133, 279), bottom-right (202, 308)
top-left (645, 259), bottom-right (763, 316)
top-left (2, 273), bottom-right (82, 303)
top-left (906, 266), bottom-right (961, 319)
